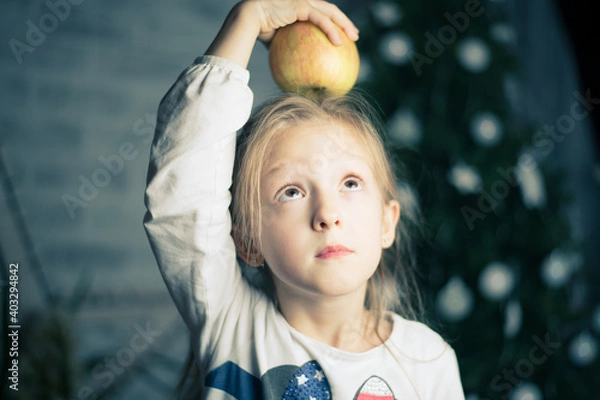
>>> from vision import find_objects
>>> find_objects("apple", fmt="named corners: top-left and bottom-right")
top-left (268, 21), bottom-right (360, 97)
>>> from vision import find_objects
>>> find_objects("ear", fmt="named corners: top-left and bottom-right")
top-left (381, 200), bottom-right (400, 249)
top-left (232, 225), bottom-right (264, 267)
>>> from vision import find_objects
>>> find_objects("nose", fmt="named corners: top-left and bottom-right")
top-left (312, 194), bottom-right (342, 231)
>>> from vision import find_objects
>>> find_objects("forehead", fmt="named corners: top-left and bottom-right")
top-left (264, 121), bottom-right (370, 172)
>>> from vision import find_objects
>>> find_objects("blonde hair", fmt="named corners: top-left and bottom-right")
top-left (232, 91), bottom-right (424, 323)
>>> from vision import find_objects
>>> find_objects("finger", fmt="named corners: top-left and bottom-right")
top-left (310, 1), bottom-right (359, 42)
top-left (329, 10), bottom-right (359, 42)
top-left (307, 11), bottom-right (343, 45)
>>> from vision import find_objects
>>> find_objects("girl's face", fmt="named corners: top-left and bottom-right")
top-left (258, 121), bottom-right (400, 303)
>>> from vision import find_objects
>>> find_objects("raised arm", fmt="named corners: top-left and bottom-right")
top-left (143, 55), bottom-right (252, 330)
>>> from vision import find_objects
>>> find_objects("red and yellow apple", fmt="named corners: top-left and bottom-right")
top-left (268, 21), bottom-right (360, 97)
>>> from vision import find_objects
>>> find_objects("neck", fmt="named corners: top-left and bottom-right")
top-left (276, 288), bottom-right (390, 352)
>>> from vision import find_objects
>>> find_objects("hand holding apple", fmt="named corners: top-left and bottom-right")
top-left (268, 21), bottom-right (360, 97)
top-left (204, 0), bottom-right (358, 72)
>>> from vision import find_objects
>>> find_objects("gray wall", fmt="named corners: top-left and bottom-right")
top-left (0, 0), bottom-right (279, 398)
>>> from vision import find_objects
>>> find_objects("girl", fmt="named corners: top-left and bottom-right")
top-left (144, 0), bottom-right (465, 398)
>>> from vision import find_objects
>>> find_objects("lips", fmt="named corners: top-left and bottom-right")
top-left (316, 245), bottom-right (353, 259)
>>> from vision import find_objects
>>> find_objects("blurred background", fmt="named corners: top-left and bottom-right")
top-left (0, 0), bottom-right (598, 399)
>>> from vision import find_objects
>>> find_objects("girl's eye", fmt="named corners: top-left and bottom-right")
top-left (342, 178), bottom-right (362, 191)
top-left (277, 187), bottom-right (304, 202)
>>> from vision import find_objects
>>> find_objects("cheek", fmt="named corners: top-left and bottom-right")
top-left (260, 229), bottom-right (300, 275)
top-left (260, 204), bottom-right (278, 230)
top-left (349, 196), bottom-right (385, 228)
top-left (259, 208), bottom-right (296, 257)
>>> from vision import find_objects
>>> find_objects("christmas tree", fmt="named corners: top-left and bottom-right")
top-left (355, 1), bottom-right (599, 398)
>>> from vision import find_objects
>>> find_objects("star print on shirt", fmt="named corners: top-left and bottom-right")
top-left (297, 374), bottom-right (309, 385)
top-left (314, 370), bottom-right (324, 381)
top-left (282, 361), bottom-right (331, 399)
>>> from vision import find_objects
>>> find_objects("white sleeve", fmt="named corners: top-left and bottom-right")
top-left (432, 347), bottom-right (465, 399)
top-left (143, 55), bottom-right (254, 333)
